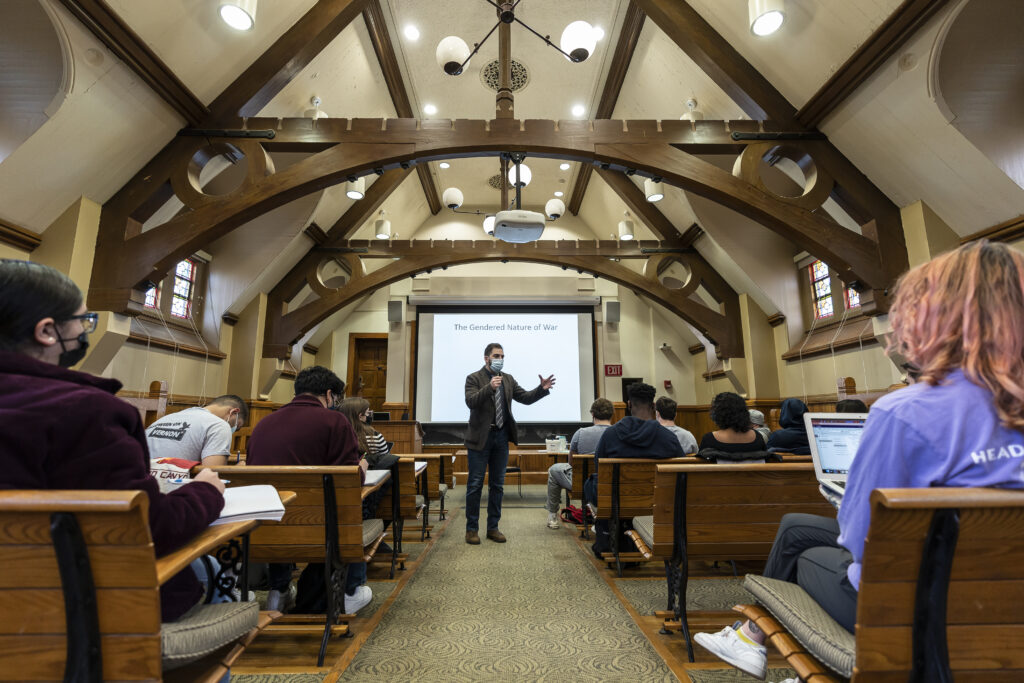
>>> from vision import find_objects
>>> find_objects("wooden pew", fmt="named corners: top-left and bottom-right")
top-left (411, 452), bottom-right (452, 520)
top-left (639, 462), bottom-right (835, 661)
top-left (734, 487), bottom-right (1024, 682)
top-left (208, 466), bottom-right (386, 666)
top-left (374, 458), bottom-right (427, 560)
top-left (0, 489), bottom-right (277, 682)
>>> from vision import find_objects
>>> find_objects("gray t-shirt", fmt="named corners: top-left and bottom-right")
top-left (146, 407), bottom-right (232, 463)
top-left (664, 424), bottom-right (698, 454)
top-left (569, 424), bottom-right (612, 455)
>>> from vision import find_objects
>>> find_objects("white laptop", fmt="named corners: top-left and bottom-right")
top-left (804, 413), bottom-right (868, 497)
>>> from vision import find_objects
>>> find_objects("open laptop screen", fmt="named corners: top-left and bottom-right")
top-left (806, 414), bottom-right (867, 475)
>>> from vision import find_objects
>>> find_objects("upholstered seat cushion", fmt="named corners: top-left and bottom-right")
top-left (743, 575), bottom-right (855, 678)
top-left (162, 601), bottom-right (259, 669)
top-left (438, 483), bottom-right (449, 495)
top-left (632, 515), bottom-right (654, 548)
top-left (362, 518), bottom-right (384, 546)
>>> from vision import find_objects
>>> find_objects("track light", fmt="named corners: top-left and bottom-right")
top-left (374, 210), bottom-right (391, 239)
top-left (749, 0), bottom-right (785, 36)
top-left (345, 177), bottom-right (365, 200)
top-left (618, 212), bottom-right (635, 241)
top-left (644, 178), bottom-right (664, 203)
top-left (219, 0), bottom-right (256, 31)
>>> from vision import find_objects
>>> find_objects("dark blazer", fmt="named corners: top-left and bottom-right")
top-left (464, 366), bottom-right (549, 450)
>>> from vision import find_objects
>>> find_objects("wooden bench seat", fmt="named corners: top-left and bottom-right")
top-left (734, 487), bottom-right (1024, 681)
top-left (641, 462), bottom-right (834, 661)
top-left (0, 489), bottom-right (277, 682)
top-left (208, 466), bottom-right (387, 666)
top-left (374, 458), bottom-right (427, 562)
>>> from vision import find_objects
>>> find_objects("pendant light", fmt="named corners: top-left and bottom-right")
top-left (749, 0), bottom-right (785, 36)
top-left (219, 0), bottom-right (256, 31)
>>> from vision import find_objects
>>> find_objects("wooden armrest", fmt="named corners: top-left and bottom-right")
top-left (872, 487), bottom-right (1024, 509)
top-left (361, 471), bottom-right (392, 499)
top-left (656, 462), bottom-right (814, 473)
top-left (396, 453), bottom-right (443, 459)
top-left (278, 491), bottom-right (297, 506)
top-left (0, 489), bottom-right (144, 512)
top-left (156, 519), bottom-right (259, 585)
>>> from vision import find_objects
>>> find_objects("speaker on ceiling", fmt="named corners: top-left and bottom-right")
top-left (606, 301), bottom-right (620, 323)
top-left (387, 300), bottom-right (403, 323)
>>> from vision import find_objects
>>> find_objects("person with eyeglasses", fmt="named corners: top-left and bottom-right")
top-left (0, 259), bottom-right (228, 623)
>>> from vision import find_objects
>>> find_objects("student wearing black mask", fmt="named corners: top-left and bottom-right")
top-left (0, 259), bottom-right (227, 623)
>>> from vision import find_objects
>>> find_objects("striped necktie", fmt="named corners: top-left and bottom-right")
top-left (494, 378), bottom-right (505, 429)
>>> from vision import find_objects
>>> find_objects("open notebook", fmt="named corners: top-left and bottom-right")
top-left (212, 485), bottom-right (286, 525)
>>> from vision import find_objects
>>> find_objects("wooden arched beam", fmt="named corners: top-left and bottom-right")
top-left (88, 118), bottom-right (898, 315)
top-left (264, 239), bottom-right (742, 360)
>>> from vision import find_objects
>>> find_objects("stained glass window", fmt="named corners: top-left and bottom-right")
top-left (808, 260), bottom-right (833, 319)
top-left (170, 259), bottom-right (196, 319)
top-left (846, 287), bottom-right (861, 309)
top-left (144, 286), bottom-right (159, 309)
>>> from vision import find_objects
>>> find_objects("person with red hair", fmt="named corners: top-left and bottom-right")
top-left (696, 241), bottom-right (1024, 680)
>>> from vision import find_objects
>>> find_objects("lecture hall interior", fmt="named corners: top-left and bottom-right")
top-left (2, 0), bottom-right (1024, 681)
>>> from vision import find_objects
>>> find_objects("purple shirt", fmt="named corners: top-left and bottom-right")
top-left (838, 369), bottom-right (1024, 588)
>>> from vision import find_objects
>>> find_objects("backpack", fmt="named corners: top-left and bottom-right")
top-left (560, 505), bottom-right (592, 525)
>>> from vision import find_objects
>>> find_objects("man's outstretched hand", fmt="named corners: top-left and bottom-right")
top-left (539, 374), bottom-right (556, 390)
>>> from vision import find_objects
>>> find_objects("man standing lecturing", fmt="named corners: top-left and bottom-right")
top-left (464, 342), bottom-right (555, 545)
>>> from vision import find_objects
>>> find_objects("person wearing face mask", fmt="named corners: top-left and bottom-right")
top-left (464, 342), bottom-right (556, 545)
top-left (0, 259), bottom-right (227, 623)
top-left (146, 394), bottom-right (248, 467)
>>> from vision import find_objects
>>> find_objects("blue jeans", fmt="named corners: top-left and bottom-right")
top-left (465, 428), bottom-right (510, 532)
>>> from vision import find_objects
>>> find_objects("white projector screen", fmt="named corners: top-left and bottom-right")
top-left (416, 309), bottom-right (595, 422)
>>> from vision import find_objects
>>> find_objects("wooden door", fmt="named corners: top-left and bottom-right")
top-left (356, 338), bottom-right (388, 411)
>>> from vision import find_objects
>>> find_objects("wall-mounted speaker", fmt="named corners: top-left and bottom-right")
top-left (387, 300), bottom-right (403, 323)
top-left (606, 301), bottom-right (620, 323)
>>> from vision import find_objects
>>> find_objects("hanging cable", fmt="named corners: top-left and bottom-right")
top-left (857, 318), bottom-right (874, 393)
top-left (184, 311), bottom-right (210, 406)
top-left (828, 305), bottom-right (852, 399)
top-left (151, 305), bottom-right (182, 399)
top-left (797, 312), bottom-right (821, 405)
top-left (134, 315), bottom-right (156, 393)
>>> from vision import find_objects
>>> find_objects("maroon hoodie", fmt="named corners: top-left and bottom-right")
top-left (0, 351), bottom-right (224, 621)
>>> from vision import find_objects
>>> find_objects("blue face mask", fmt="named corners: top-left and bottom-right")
top-left (490, 358), bottom-right (504, 373)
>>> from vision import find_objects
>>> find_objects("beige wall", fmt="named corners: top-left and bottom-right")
top-left (0, 242), bottom-right (32, 260)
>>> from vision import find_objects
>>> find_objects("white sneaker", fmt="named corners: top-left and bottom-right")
top-left (773, 679), bottom-right (799, 683)
top-left (266, 584), bottom-right (296, 613)
top-left (547, 513), bottom-right (560, 529)
top-left (694, 624), bottom-right (767, 680)
top-left (344, 585), bottom-right (373, 614)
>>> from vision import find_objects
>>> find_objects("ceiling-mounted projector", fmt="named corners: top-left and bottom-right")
top-left (493, 209), bottom-right (545, 243)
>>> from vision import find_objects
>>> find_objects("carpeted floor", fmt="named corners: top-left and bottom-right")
top-left (615, 577), bottom-right (753, 615)
top-left (231, 675), bottom-right (326, 683)
top-left (339, 491), bottom-right (676, 681)
top-left (685, 667), bottom-right (797, 683)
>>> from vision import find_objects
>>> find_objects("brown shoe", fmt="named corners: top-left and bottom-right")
top-left (486, 529), bottom-right (507, 543)
top-left (465, 530), bottom-right (480, 545)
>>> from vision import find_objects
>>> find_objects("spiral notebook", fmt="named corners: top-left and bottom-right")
top-left (212, 485), bottom-right (286, 525)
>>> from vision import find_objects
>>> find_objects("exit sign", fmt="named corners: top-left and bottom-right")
top-left (605, 364), bottom-right (623, 376)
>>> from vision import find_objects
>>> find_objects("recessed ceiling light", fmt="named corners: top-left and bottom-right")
top-left (439, 162), bottom-right (451, 169)
top-left (554, 191), bottom-right (564, 197)
top-left (572, 104), bottom-right (585, 117)
top-left (423, 103), bottom-right (438, 116)
top-left (559, 163), bottom-right (570, 171)
top-left (404, 24), bottom-right (420, 41)
top-left (593, 26), bottom-right (605, 41)
top-left (219, 0), bottom-right (256, 31)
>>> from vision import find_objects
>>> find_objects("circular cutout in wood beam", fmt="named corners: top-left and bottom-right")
top-left (307, 255), bottom-right (364, 298)
top-left (643, 254), bottom-right (699, 298)
top-left (171, 139), bottom-right (273, 210)
top-left (732, 142), bottom-right (833, 211)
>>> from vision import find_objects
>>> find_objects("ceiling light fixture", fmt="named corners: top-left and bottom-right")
top-left (545, 198), bottom-right (566, 219)
top-left (618, 212), bottom-right (635, 241)
top-left (436, 4), bottom-right (599, 77)
top-left (346, 177), bottom-right (365, 200)
top-left (571, 104), bottom-right (585, 117)
top-left (403, 24), bottom-right (420, 41)
top-left (374, 210), bottom-right (391, 239)
top-left (644, 178), bottom-right (664, 203)
top-left (442, 187), bottom-right (464, 209)
top-left (559, 163), bottom-right (570, 171)
top-left (423, 103), bottom-right (438, 116)
top-left (439, 162), bottom-right (451, 169)
top-left (507, 162), bottom-right (532, 188)
top-left (749, 0), bottom-right (785, 36)
top-left (305, 95), bottom-right (328, 120)
top-left (219, 0), bottom-right (256, 31)
top-left (680, 98), bottom-right (704, 121)
top-left (593, 26), bottom-right (605, 41)
top-left (554, 191), bottom-right (564, 197)
top-left (483, 214), bottom-right (496, 236)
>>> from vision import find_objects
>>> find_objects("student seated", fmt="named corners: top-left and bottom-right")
top-left (247, 366), bottom-right (371, 615)
top-left (766, 397), bottom-right (810, 454)
top-left (749, 408), bottom-right (772, 443)
top-left (544, 398), bottom-right (613, 529)
top-left (835, 398), bottom-right (868, 413)
top-left (695, 241), bottom-right (1024, 679)
top-left (0, 260), bottom-right (226, 622)
top-left (655, 396), bottom-right (698, 454)
top-left (147, 394), bottom-right (248, 467)
top-left (337, 397), bottom-right (392, 467)
top-left (698, 392), bottom-right (768, 461)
